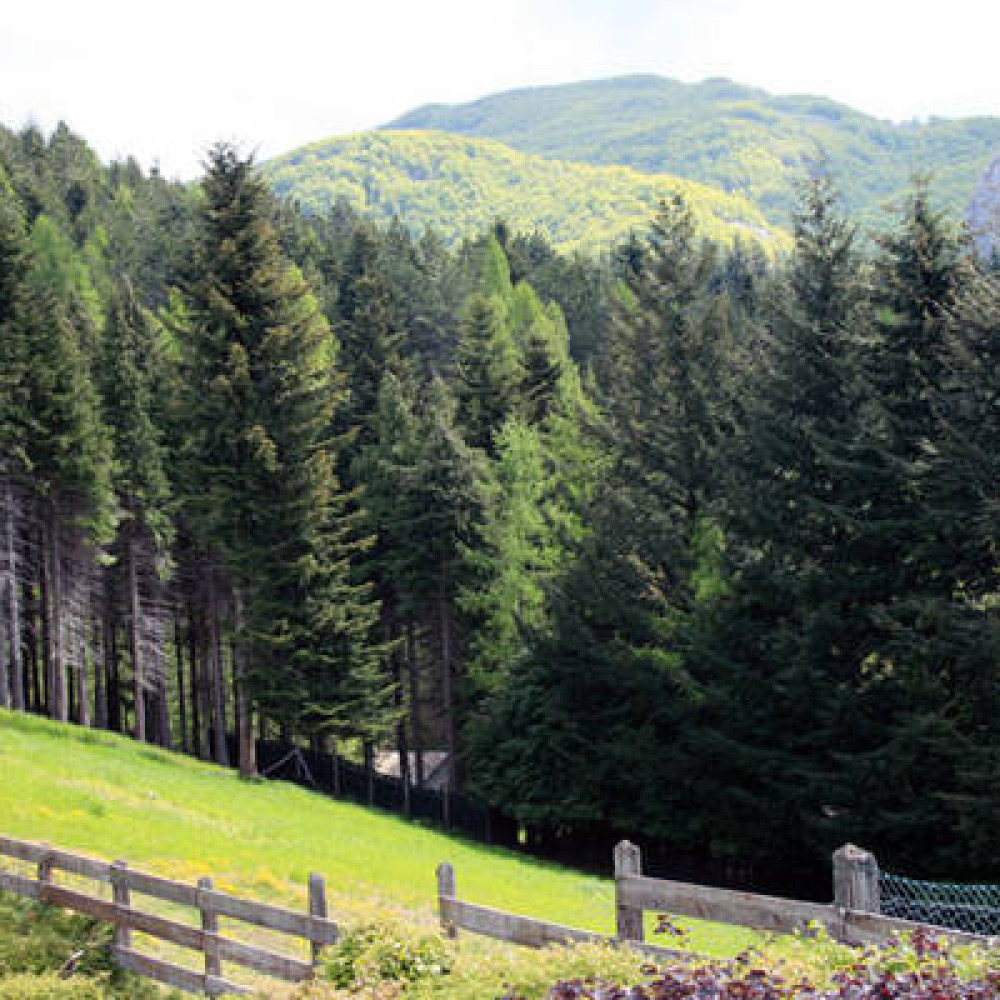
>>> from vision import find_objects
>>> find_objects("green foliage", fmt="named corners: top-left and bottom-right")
top-left (323, 919), bottom-right (453, 989)
top-left (0, 894), bottom-right (163, 999)
top-left (261, 130), bottom-right (789, 255)
top-left (387, 74), bottom-right (1000, 228)
top-left (179, 142), bottom-right (390, 740)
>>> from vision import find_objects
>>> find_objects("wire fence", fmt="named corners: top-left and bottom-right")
top-left (879, 869), bottom-right (1000, 936)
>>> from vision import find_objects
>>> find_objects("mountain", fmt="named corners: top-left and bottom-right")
top-left (386, 75), bottom-right (1000, 228)
top-left (261, 129), bottom-right (790, 253)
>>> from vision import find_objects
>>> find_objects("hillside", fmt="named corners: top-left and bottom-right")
top-left (260, 129), bottom-right (789, 253)
top-left (386, 75), bottom-right (1000, 227)
top-left (0, 710), bottom-right (752, 959)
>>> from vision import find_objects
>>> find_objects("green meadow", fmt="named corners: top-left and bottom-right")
top-left (0, 709), bottom-right (755, 958)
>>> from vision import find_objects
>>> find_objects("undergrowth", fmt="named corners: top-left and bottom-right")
top-left (0, 892), bottom-right (171, 999)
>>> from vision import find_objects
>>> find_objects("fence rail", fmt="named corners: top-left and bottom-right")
top-left (0, 834), bottom-right (338, 996)
top-left (436, 841), bottom-right (994, 956)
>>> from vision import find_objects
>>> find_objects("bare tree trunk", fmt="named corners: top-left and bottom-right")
top-left (363, 740), bottom-right (374, 807)
top-left (187, 601), bottom-right (206, 759)
top-left (77, 628), bottom-right (91, 728)
top-left (105, 613), bottom-right (122, 733)
top-left (407, 617), bottom-right (424, 788)
top-left (206, 575), bottom-right (229, 767)
top-left (127, 533), bottom-right (146, 742)
top-left (157, 678), bottom-right (172, 750)
top-left (439, 566), bottom-right (454, 828)
top-left (93, 615), bottom-right (107, 729)
top-left (233, 590), bottom-right (256, 778)
top-left (174, 614), bottom-right (188, 753)
top-left (3, 481), bottom-right (24, 710)
top-left (0, 614), bottom-right (8, 709)
top-left (45, 505), bottom-right (68, 722)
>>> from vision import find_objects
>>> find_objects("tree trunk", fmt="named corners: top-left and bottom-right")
top-left (105, 612), bottom-right (122, 733)
top-left (393, 650), bottom-right (411, 817)
top-left (330, 738), bottom-right (341, 797)
top-left (233, 590), bottom-right (256, 778)
top-left (127, 533), bottom-right (146, 742)
top-left (407, 617), bottom-right (424, 788)
top-left (187, 601), bottom-right (206, 759)
top-left (93, 615), bottom-right (107, 729)
top-left (77, 629), bottom-right (91, 728)
top-left (174, 614), bottom-right (188, 754)
top-left (363, 740), bottom-right (375, 807)
top-left (3, 481), bottom-right (24, 710)
top-left (439, 565), bottom-right (454, 828)
top-left (206, 575), bottom-right (229, 767)
top-left (157, 678), bottom-right (172, 750)
top-left (0, 614), bottom-right (8, 709)
top-left (45, 504), bottom-right (67, 722)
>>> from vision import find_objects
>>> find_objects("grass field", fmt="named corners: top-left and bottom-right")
top-left (0, 709), bottom-right (757, 962)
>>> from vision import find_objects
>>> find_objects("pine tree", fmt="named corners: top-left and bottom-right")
top-left (180, 143), bottom-right (390, 771)
top-left (16, 214), bottom-right (117, 724)
top-left (99, 280), bottom-right (174, 742)
top-left (687, 175), bottom-right (877, 864)
top-left (452, 294), bottom-right (522, 453)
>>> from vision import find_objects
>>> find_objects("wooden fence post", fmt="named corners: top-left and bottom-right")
top-left (308, 873), bottom-right (328, 970)
top-left (198, 876), bottom-right (222, 996)
top-left (110, 861), bottom-right (131, 952)
top-left (436, 862), bottom-right (457, 939)
top-left (833, 844), bottom-right (880, 914)
top-left (614, 840), bottom-right (644, 943)
top-left (36, 848), bottom-right (54, 902)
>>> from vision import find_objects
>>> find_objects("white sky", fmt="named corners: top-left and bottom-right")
top-left (1, 0), bottom-right (998, 180)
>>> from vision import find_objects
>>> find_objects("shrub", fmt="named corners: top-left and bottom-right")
top-left (323, 919), bottom-right (453, 990)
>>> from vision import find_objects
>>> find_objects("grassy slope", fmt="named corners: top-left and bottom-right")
top-left (386, 74), bottom-right (1000, 227)
top-left (260, 129), bottom-right (790, 255)
top-left (0, 710), bottom-right (755, 958)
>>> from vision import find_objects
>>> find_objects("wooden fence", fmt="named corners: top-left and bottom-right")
top-left (437, 841), bottom-right (992, 954)
top-left (0, 834), bottom-right (338, 996)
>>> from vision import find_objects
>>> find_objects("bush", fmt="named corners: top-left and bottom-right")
top-left (323, 919), bottom-right (453, 990)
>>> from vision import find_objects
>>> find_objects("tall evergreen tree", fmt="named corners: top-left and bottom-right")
top-left (685, 175), bottom-right (878, 865)
top-left (99, 280), bottom-right (174, 742)
top-left (180, 143), bottom-right (390, 772)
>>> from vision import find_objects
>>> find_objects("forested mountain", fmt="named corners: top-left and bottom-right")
top-left (261, 130), bottom-right (789, 254)
top-left (387, 75), bottom-right (1000, 227)
top-left (4, 117), bottom-right (1000, 889)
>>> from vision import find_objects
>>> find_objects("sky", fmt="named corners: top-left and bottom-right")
top-left (2, 0), bottom-right (999, 180)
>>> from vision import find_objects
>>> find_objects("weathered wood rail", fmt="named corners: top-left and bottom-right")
top-left (437, 841), bottom-right (993, 955)
top-left (0, 834), bottom-right (338, 996)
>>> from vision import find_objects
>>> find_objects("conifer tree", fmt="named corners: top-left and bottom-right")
top-left (180, 143), bottom-right (390, 772)
top-left (99, 280), bottom-right (174, 742)
top-left (687, 175), bottom-right (877, 863)
top-left (14, 215), bottom-right (117, 724)
top-left (452, 294), bottom-right (522, 453)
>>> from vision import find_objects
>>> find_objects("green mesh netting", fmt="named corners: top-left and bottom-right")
top-left (879, 870), bottom-right (1000, 936)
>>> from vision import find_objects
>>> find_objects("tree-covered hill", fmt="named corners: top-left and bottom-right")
top-left (386, 75), bottom-right (1000, 227)
top-left (260, 129), bottom-right (790, 254)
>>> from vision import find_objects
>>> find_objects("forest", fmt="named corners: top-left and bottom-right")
top-left (260, 129), bottom-right (788, 254)
top-left (388, 74), bottom-right (1000, 227)
top-left (2, 118), bottom-right (1000, 889)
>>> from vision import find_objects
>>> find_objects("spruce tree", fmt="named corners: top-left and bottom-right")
top-left (688, 175), bottom-right (877, 864)
top-left (99, 280), bottom-right (174, 742)
top-left (181, 143), bottom-right (390, 769)
top-left (452, 294), bottom-right (522, 453)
